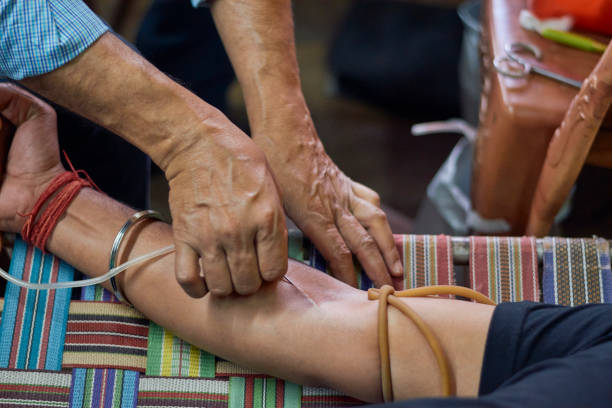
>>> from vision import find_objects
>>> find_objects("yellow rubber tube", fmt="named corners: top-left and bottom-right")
top-left (368, 285), bottom-right (495, 401)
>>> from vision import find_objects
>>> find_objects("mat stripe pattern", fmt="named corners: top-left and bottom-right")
top-left (68, 277), bottom-right (141, 407)
top-left (469, 236), bottom-right (540, 303)
top-left (0, 368), bottom-right (71, 408)
top-left (146, 322), bottom-right (215, 378)
top-left (1, 233), bottom-right (612, 407)
top-left (229, 377), bottom-right (302, 408)
top-left (137, 376), bottom-right (228, 407)
top-left (0, 237), bottom-right (73, 370)
top-left (62, 301), bottom-right (149, 372)
top-left (543, 237), bottom-right (612, 306)
top-left (397, 234), bottom-right (454, 291)
top-left (69, 367), bottom-right (139, 408)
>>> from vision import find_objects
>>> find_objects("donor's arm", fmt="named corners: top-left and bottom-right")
top-left (0, 83), bottom-right (494, 403)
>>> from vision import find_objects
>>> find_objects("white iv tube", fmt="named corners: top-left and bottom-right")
top-left (0, 245), bottom-right (175, 290)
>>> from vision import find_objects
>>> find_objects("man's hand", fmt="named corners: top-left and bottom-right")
top-left (211, 0), bottom-right (402, 287)
top-left (21, 33), bottom-right (289, 297)
top-left (253, 112), bottom-right (403, 288)
top-left (164, 115), bottom-right (288, 297)
top-left (0, 83), bottom-right (65, 233)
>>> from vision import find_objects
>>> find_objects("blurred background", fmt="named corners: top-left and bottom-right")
top-left (85, 0), bottom-right (480, 234)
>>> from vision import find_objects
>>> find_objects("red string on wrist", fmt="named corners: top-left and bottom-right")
top-left (20, 152), bottom-right (102, 252)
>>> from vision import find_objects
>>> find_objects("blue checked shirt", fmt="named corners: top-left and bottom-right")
top-left (0, 0), bottom-right (109, 80)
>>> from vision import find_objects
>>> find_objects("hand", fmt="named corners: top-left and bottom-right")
top-left (164, 115), bottom-right (288, 297)
top-left (0, 83), bottom-right (65, 233)
top-left (253, 111), bottom-right (403, 288)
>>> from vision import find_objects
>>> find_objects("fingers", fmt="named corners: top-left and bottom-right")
top-left (255, 224), bottom-right (288, 282)
top-left (174, 240), bottom-right (208, 298)
top-left (301, 221), bottom-right (358, 287)
top-left (351, 196), bottom-right (403, 278)
top-left (336, 212), bottom-right (392, 288)
top-left (178, 229), bottom-right (286, 298)
top-left (200, 246), bottom-right (233, 296)
top-left (351, 181), bottom-right (381, 207)
top-left (225, 238), bottom-right (262, 295)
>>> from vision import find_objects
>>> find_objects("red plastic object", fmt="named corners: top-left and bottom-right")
top-left (529, 0), bottom-right (612, 35)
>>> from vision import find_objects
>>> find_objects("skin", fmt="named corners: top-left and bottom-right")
top-left (18, 0), bottom-right (401, 296)
top-left (20, 33), bottom-right (287, 298)
top-left (0, 84), bottom-right (493, 403)
top-left (211, 0), bottom-right (403, 287)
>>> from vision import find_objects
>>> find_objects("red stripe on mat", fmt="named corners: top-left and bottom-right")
top-left (470, 237), bottom-right (490, 299)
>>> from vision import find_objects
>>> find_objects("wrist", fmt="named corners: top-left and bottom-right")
top-left (243, 76), bottom-right (309, 133)
top-left (149, 99), bottom-right (228, 174)
top-left (159, 109), bottom-right (243, 183)
top-left (10, 167), bottom-right (65, 233)
top-left (249, 90), bottom-right (313, 140)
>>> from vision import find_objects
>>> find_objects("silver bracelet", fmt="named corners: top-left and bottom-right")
top-left (109, 210), bottom-right (163, 304)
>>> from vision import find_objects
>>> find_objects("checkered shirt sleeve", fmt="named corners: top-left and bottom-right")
top-left (0, 0), bottom-right (109, 80)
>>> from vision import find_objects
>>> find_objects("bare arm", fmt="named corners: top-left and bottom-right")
top-left (19, 33), bottom-right (288, 298)
top-left (21, 32), bottom-right (209, 169)
top-left (0, 83), bottom-right (493, 403)
top-left (46, 187), bottom-right (492, 402)
top-left (210, 0), bottom-right (404, 287)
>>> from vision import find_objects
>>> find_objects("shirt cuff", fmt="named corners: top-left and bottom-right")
top-left (0, 1), bottom-right (109, 80)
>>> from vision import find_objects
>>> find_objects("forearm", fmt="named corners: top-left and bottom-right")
top-left (20, 32), bottom-right (225, 171)
top-left (45, 188), bottom-right (491, 402)
top-left (211, 0), bottom-right (309, 136)
top-left (44, 187), bottom-right (382, 399)
top-left (210, 1), bottom-right (405, 288)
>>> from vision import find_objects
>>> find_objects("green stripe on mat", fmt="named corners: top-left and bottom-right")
top-left (146, 322), bottom-right (215, 377)
top-left (284, 382), bottom-right (302, 408)
top-left (266, 378), bottom-right (276, 407)
top-left (112, 369), bottom-right (124, 408)
top-left (229, 377), bottom-right (245, 408)
top-left (146, 323), bottom-right (164, 375)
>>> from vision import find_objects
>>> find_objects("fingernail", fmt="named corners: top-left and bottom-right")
top-left (393, 261), bottom-right (403, 276)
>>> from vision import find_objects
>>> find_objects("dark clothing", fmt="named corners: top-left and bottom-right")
top-left (53, 28), bottom-right (151, 211)
top-left (55, 105), bottom-right (151, 210)
top-left (136, 0), bottom-right (235, 113)
top-left (368, 301), bottom-right (612, 407)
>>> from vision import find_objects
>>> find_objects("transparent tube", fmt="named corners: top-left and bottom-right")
top-left (0, 245), bottom-right (175, 290)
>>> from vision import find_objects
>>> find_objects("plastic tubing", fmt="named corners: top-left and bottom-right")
top-left (0, 244), bottom-right (175, 290)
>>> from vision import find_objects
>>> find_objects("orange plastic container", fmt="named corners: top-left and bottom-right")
top-left (529, 0), bottom-right (612, 35)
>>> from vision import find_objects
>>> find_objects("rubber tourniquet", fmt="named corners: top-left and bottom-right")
top-left (368, 285), bottom-right (496, 402)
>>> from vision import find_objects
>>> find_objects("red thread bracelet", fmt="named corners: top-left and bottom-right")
top-left (20, 153), bottom-right (101, 252)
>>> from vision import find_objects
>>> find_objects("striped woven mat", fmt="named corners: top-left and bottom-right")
top-left (542, 237), bottom-right (612, 306)
top-left (1, 233), bottom-right (611, 407)
top-left (469, 237), bottom-right (540, 304)
top-left (289, 231), bottom-right (455, 292)
top-left (0, 236), bottom-right (360, 407)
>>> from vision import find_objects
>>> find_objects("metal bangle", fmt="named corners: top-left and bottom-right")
top-left (109, 210), bottom-right (163, 304)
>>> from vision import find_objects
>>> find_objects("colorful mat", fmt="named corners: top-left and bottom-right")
top-left (396, 234), bottom-right (454, 291)
top-left (1, 233), bottom-right (612, 407)
top-left (69, 367), bottom-right (139, 408)
top-left (138, 376), bottom-right (229, 407)
top-left (469, 236), bottom-right (540, 303)
top-left (0, 237), bottom-right (73, 371)
top-left (290, 231), bottom-right (455, 292)
top-left (543, 237), bottom-right (612, 306)
top-left (146, 322), bottom-right (215, 378)
top-left (63, 301), bottom-right (149, 372)
top-left (0, 368), bottom-right (71, 408)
